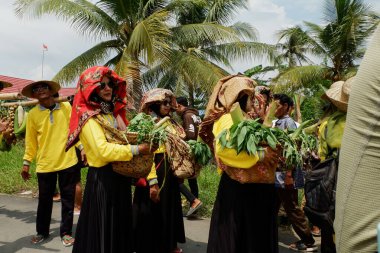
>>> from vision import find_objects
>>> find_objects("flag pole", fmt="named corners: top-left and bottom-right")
top-left (41, 47), bottom-right (45, 79)
top-left (41, 44), bottom-right (48, 79)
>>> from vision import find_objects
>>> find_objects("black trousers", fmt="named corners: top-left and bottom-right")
top-left (36, 164), bottom-right (79, 237)
top-left (179, 178), bottom-right (199, 204)
top-left (275, 188), bottom-right (315, 245)
top-left (320, 223), bottom-right (336, 253)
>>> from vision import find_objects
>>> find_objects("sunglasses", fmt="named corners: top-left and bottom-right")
top-left (162, 100), bottom-right (171, 106)
top-left (99, 81), bottom-right (116, 90)
top-left (32, 84), bottom-right (50, 93)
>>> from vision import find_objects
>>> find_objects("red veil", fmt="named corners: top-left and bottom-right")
top-left (66, 66), bottom-right (128, 150)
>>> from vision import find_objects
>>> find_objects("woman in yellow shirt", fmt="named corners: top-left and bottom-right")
top-left (66, 66), bottom-right (152, 253)
top-left (133, 88), bottom-right (186, 253)
top-left (199, 75), bottom-right (279, 253)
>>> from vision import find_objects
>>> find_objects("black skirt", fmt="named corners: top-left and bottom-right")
top-left (207, 173), bottom-right (278, 253)
top-left (132, 153), bottom-right (185, 253)
top-left (72, 165), bottom-right (133, 253)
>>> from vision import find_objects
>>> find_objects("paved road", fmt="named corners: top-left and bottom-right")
top-left (0, 194), bottom-right (320, 252)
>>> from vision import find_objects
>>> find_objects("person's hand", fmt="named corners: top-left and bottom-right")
top-left (149, 184), bottom-right (160, 203)
top-left (80, 149), bottom-right (88, 166)
top-left (138, 143), bottom-right (152, 155)
top-left (261, 147), bottom-right (280, 169)
top-left (0, 118), bottom-right (9, 133)
top-left (21, 165), bottom-right (31, 181)
top-left (251, 94), bottom-right (268, 120)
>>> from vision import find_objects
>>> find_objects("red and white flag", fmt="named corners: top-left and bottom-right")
top-left (43, 44), bottom-right (48, 51)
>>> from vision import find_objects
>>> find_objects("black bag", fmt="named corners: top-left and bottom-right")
top-left (304, 156), bottom-right (338, 228)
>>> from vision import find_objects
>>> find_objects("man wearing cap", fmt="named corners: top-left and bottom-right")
top-left (0, 81), bottom-right (15, 151)
top-left (20, 80), bottom-right (81, 247)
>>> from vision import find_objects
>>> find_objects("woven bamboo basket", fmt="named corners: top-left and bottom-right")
top-left (112, 132), bottom-right (153, 178)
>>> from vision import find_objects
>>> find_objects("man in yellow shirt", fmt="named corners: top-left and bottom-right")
top-left (20, 80), bottom-right (81, 247)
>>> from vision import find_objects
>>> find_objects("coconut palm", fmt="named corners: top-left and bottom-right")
top-left (15, 0), bottom-right (174, 103)
top-left (142, 0), bottom-right (278, 106)
top-left (273, 0), bottom-right (379, 93)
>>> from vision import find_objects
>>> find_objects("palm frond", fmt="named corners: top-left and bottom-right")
top-left (171, 23), bottom-right (241, 48)
top-left (128, 10), bottom-right (172, 65)
top-left (53, 39), bottom-right (122, 86)
top-left (205, 0), bottom-right (248, 24)
top-left (15, 0), bottom-right (119, 39)
top-left (229, 22), bottom-right (258, 40)
top-left (271, 65), bottom-right (329, 93)
top-left (204, 42), bottom-right (279, 66)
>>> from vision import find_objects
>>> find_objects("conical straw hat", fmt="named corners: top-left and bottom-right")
top-left (322, 77), bottom-right (353, 112)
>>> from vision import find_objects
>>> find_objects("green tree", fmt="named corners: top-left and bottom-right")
top-left (15, 0), bottom-right (173, 103)
top-left (273, 0), bottom-right (379, 93)
top-left (142, 0), bottom-right (278, 107)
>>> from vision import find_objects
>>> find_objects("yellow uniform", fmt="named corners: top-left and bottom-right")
top-left (213, 114), bottom-right (260, 169)
top-left (23, 102), bottom-right (77, 173)
top-left (79, 117), bottom-right (134, 168)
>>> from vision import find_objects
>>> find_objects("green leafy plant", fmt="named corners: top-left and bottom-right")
top-left (187, 140), bottom-right (213, 166)
top-left (217, 103), bottom-right (312, 169)
top-left (127, 113), bottom-right (156, 143)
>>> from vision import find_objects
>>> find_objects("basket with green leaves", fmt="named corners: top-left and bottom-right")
top-left (108, 113), bottom-right (168, 178)
top-left (217, 103), bottom-right (312, 170)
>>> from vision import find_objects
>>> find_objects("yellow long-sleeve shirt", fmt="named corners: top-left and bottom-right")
top-left (318, 111), bottom-right (346, 161)
top-left (213, 113), bottom-right (260, 170)
top-left (147, 119), bottom-right (184, 182)
top-left (79, 117), bottom-right (134, 168)
top-left (23, 102), bottom-right (78, 173)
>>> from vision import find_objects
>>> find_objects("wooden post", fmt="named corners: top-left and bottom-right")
top-left (0, 93), bottom-right (23, 100)
top-left (0, 96), bottom-right (70, 107)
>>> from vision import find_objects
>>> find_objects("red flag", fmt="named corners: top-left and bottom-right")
top-left (43, 44), bottom-right (48, 50)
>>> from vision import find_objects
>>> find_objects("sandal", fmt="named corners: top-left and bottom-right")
top-left (61, 235), bottom-right (75, 247)
top-left (289, 240), bottom-right (317, 252)
top-left (186, 201), bottom-right (203, 217)
top-left (173, 248), bottom-right (183, 253)
top-left (31, 234), bottom-right (48, 244)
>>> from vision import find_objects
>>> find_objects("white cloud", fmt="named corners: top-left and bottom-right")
top-left (1, 0), bottom-right (379, 82)
top-left (0, 1), bottom-right (97, 83)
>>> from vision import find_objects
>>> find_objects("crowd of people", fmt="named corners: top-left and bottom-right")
top-left (1, 26), bottom-right (380, 253)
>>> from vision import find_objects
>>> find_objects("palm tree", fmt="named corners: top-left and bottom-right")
top-left (142, 0), bottom-right (278, 107)
top-left (15, 0), bottom-right (173, 103)
top-left (272, 0), bottom-right (379, 93)
top-left (276, 26), bottom-right (316, 68)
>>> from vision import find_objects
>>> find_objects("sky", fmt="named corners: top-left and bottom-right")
top-left (1, 0), bottom-right (379, 86)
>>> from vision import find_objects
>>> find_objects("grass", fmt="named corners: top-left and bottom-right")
top-left (0, 141), bottom-right (220, 217)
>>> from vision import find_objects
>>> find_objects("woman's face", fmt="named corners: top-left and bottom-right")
top-left (96, 76), bottom-right (114, 102)
top-left (159, 98), bottom-right (171, 116)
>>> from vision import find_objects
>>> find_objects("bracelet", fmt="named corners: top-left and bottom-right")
top-left (131, 145), bottom-right (139, 155)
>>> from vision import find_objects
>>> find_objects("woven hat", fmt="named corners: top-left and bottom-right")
top-left (140, 88), bottom-right (177, 114)
top-left (21, 80), bottom-right (61, 98)
top-left (322, 77), bottom-right (353, 112)
top-left (0, 81), bottom-right (13, 89)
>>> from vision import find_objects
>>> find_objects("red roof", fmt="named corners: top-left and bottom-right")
top-left (0, 75), bottom-right (76, 97)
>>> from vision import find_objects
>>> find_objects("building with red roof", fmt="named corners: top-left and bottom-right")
top-left (0, 75), bottom-right (76, 97)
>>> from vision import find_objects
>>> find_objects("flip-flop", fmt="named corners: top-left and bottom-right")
top-left (186, 201), bottom-right (203, 217)
top-left (31, 234), bottom-right (48, 244)
top-left (61, 235), bottom-right (75, 247)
